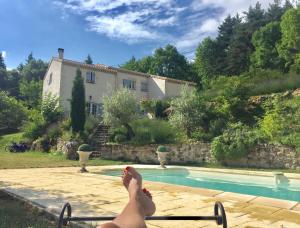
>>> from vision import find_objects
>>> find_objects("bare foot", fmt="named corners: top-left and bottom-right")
top-left (122, 167), bottom-right (156, 216)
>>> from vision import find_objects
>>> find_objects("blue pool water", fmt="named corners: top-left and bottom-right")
top-left (102, 168), bottom-right (300, 201)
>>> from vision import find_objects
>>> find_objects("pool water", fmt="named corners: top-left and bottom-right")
top-left (102, 168), bottom-right (300, 202)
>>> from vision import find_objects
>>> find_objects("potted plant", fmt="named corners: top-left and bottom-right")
top-left (77, 144), bottom-right (93, 172)
top-left (156, 145), bottom-right (169, 168)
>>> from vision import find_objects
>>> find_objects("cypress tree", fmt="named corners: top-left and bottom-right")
top-left (0, 53), bottom-right (6, 69)
top-left (71, 68), bottom-right (86, 132)
top-left (85, 54), bottom-right (93, 64)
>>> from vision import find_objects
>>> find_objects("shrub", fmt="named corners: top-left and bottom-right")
top-left (157, 145), bottom-right (168, 152)
top-left (0, 91), bottom-right (28, 130)
top-left (133, 127), bottom-right (152, 144)
top-left (114, 134), bottom-right (127, 143)
top-left (84, 115), bottom-right (99, 136)
top-left (169, 86), bottom-right (205, 138)
top-left (109, 127), bottom-right (127, 142)
top-left (41, 93), bottom-right (63, 123)
top-left (78, 144), bottom-right (92, 151)
top-left (47, 126), bottom-right (62, 142)
top-left (211, 123), bottom-right (261, 162)
top-left (60, 118), bottom-right (71, 131)
top-left (103, 89), bottom-right (137, 140)
top-left (131, 118), bottom-right (177, 144)
top-left (23, 110), bottom-right (47, 141)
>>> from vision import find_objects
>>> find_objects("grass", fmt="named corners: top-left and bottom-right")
top-left (0, 133), bottom-right (131, 169)
top-left (0, 191), bottom-right (56, 228)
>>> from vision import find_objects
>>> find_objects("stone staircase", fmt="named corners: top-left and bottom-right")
top-left (89, 124), bottom-right (110, 157)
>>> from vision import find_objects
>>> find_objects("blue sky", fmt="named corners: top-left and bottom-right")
top-left (1, 0), bottom-right (273, 69)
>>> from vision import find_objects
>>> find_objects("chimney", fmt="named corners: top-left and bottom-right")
top-left (58, 48), bottom-right (64, 59)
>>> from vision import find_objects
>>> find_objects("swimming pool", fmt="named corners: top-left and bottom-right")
top-left (101, 168), bottom-right (300, 202)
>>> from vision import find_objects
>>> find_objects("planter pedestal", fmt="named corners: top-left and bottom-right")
top-left (77, 151), bottom-right (92, 172)
top-left (156, 151), bottom-right (169, 168)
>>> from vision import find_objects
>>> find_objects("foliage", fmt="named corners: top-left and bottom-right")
top-left (211, 123), bottom-right (262, 162)
top-left (131, 118), bottom-right (177, 144)
top-left (195, 37), bottom-right (219, 85)
top-left (60, 118), bottom-right (71, 131)
top-left (140, 99), bottom-right (169, 119)
top-left (278, 6), bottom-right (300, 71)
top-left (109, 127), bottom-right (127, 142)
top-left (19, 79), bottom-right (43, 108)
top-left (121, 45), bottom-right (197, 82)
top-left (71, 68), bottom-right (86, 133)
top-left (157, 145), bottom-right (168, 152)
top-left (0, 53), bottom-right (6, 69)
top-left (258, 96), bottom-right (300, 152)
top-left (114, 134), bottom-right (127, 143)
top-left (169, 86), bottom-right (211, 138)
top-left (22, 109), bottom-right (46, 141)
top-left (78, 144), bottom-right (92, 151)
top-left (85, 54), bottom-right (93, 64)
top-left (84, 115), bottom-right (99, 136)
top-left (41, 93), bottom-right (63, 123)
top-left (103, 89), bottom-right (137, 140)
top-left (251, 22), bottom-right (283, 70)
top-left (0, 91), bottom-right (27, 130)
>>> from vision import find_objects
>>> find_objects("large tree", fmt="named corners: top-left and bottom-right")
top-left (277, 6), bottom-right (300, 71)
top-left (152, 44), bottom-right (191, 80)
top-left (251, 21), bottom-right (283, 70)
top-left (0, 91), bottom-right (27, 131)
top-left (215, 14), bottom-right (242, 75)
top-left (0, 53), bottom-right (6, 70)
top-left (103, 89), bottom-right (137, 140)
top-left (226, 2), bottom-right (267, 75)
top-left (195, 37), bottom-right (219, 86)
top-left (85, 54), bottom-right (93, 64)
top-left (70, 68), bottom-right (86, 132)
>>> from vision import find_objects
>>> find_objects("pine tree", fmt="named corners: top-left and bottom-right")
top-left (215, 14), bottom-right (241, 75)
top-left (70, 68), bottom-right (86, 133)
top-left (26, 52), bottom-right (34, 64)
top-left (0, 53), bottom-right (6, 69)
top-left (85, 54), bottom-right (93, 64)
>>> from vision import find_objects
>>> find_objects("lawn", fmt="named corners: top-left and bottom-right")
top-left (0, 191), bottom-right (57, 228)
top-left (0, 133), bottom-right (131, 169)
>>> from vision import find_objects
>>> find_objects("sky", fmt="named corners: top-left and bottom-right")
top-left (0, 0), bottom-right (275, 69)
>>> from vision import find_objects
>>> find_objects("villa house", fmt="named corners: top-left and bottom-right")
top-left (43, 48), bottom-right (195, 116)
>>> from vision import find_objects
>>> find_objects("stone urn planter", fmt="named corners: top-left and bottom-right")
top-left (77, 144), bottom-right (93, 173)
top-left (156, 145), bottom-right (169, 168)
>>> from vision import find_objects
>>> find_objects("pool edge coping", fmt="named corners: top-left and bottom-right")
top-left (92, 164), bottom-right (300, 212)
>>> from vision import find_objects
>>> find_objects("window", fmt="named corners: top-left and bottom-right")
top-left (123, 79), bottom-right (136, 90)
top-left (48, 73), bottom-right (52, 85)
top-left (87, 102), bottom-right (103, 116)
top-left (141, 82), bottom-right (148, 92)
top-left (86, 72), bottom-right (95, 83)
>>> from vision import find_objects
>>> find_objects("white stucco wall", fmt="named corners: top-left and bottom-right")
top-left (116, 71), bottom-right (149, 101)
top-left (42, 59), bottom-right (62, 97)
top-left (59, 63), bottom-right (116, 112)
top-left (148, 77), bottom-right (166, 99)
top-left (43, 58), bottom-right (195, 115)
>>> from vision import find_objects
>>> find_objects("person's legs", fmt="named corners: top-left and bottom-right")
top-left (100, 167), bottom-right (156, 228)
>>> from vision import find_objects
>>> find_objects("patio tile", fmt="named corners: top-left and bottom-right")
top-left (250, 196), bottom-right (298, 209)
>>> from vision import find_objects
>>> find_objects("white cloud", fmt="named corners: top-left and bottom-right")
top-left (173, 0), bottom-right (275, 58)
top-left (54, 0), bottom-right (278, 59)
top-left (1, 51), bottom-right (6, 59)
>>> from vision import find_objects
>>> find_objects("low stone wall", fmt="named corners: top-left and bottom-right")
top-left (56, 139), bottom-right (79, 160)
top-left (99, 142), bottom-right (213, 164)
top-left (226, 144), bottom-right (300, 169)
top-left (96, 143), bottom-right (300, 169)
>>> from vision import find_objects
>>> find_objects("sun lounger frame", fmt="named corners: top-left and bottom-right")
top-left (57, 201), bottom-right (227, 228)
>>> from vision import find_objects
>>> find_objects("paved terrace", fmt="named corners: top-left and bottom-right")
top-left (0, 165), bottom-right (300, 228)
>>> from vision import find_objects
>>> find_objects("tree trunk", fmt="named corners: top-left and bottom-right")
top-left (124, 123), bottom-right (135, 140)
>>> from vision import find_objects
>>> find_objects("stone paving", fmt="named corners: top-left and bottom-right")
top-left (0, 165), bottom-right (300, 228)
